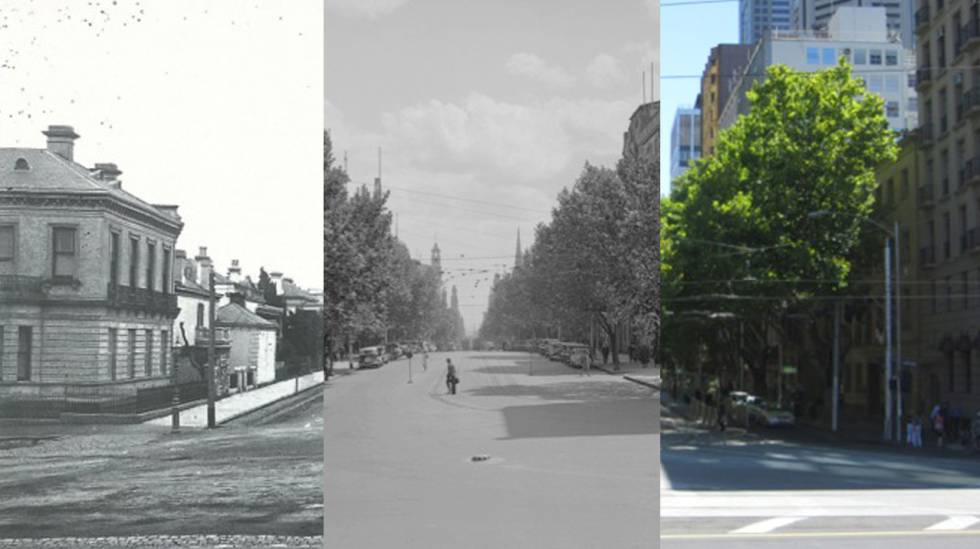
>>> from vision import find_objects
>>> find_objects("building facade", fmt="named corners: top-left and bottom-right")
top-left (623, 101), bottom-right (660, 164)
top-left (793, 0), bottom-right (916, 49)
top-left (701, 43), bottom-right (754, 157)
top-left (721, 7), bottom-right (917, 133)
top-left (740, 0), bottom-right (794, 44)
top-left (670, 107), bottom-right (702, 183)
top-left (913, 0), bottom-right (980, 415)
top-left (0, 125), bottom-right (182, 412)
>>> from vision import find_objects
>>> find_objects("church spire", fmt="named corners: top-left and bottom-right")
top-left (514, 228), bottom-right (522, 269)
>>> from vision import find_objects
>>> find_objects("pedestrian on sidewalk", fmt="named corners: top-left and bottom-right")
top-left (580, 349), bottom-right (592, 377)
top-left (932, 406), bottom-right (945, 448)
top-left (601, 344), bottom-right (609, 365)
top-left (422, 351), bottom-right (428, 371)
top-left (716, 393), bottom-right (727, 433)
top-left (446, 358), bottom-right (459, 395)
top-left (913, 415), bottom-right (924, 448)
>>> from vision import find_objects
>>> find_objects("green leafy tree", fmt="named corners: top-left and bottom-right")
top-left (663, 61), bottom-right (897, 393)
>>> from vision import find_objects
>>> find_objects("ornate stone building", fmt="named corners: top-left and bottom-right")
top-left (0, 125), bottom-right (182, 413)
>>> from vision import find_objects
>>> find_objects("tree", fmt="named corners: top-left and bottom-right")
top-left (663, 60), bottom-right (897, 394)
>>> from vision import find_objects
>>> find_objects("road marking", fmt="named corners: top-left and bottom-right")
top-left (730, 516), bottom-right (806, 534)
top-left (926, 515), bottom-right (980, 531)
top-left (662, 528), bottom-right (980, 540)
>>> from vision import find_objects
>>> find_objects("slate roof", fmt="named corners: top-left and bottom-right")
top-left (0, 147), bottom-right (181, 228)
top-left (215, 302), bottom-right (277, 330)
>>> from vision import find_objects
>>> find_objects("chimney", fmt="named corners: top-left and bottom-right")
top-left (228, 259), bottom-right (242, 283)
top-left (229, 292), bottom-right (247, 308)
top-left (195, 246), bottom-right (212, 287)
top-left (42, 125), bottom-right (80, 161)
top-left (270, 271), bottom-right (284, 296)
top-left (94, 162), bottom-right (122, 181)
top-left (175, 249), bottom-right (188, 282)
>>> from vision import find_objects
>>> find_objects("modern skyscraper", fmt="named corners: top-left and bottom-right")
top-left (700, 43), bottom-right (754, 157)
top-left (740, 0), bottom-right (794, 44)
top-left (792, 0), bottom-right (915, 49)
top-left (670, 107), bottom-right (702, 184)
top-left (721, 7), bottom-right (917, 133)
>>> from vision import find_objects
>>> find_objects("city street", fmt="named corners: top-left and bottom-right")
top-left (324, 350), bottom-right (659, 548)
top-left (0, 389), bottom-right (324, 547)
top-left (660, 403), bottom-right (980, 548)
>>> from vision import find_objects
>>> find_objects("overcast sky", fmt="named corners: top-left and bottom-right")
top-left (0, 0), bottom-right (322, 289)
top-left (326, 0), bottom-right (658, 335)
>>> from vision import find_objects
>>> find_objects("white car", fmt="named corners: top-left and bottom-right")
top-left (745, 396), bottom-right (795, 427)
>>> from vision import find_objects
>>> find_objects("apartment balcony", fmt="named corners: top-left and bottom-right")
top-left (920, 246), bottom-right (937, 268)
top-left (0, 275), bottom-right (47, 301)
top-left (917, 184), bottom-right (935, 208)
top-left (106, 283), bottom-right (178, 317)
top-left (916, 67), bottom-right (933, 91)
top-left (915, 6), bottom-right (930, 34)
top-left (194, 326), bottom-right (232, 347)
top-left (916, 122), bottom-right (934, 146)
top-left (968, 227), bottom-right (980, 253)
top-left (962, 21), bottom-right (980, 53)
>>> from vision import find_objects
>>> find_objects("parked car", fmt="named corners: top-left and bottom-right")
top-left (385, 343), bottom-right (402, 360)
top-left (358, 347), bottom-right (383, 369)
top-left (567, 345), bottom-right (591, 368)
top-left (745, 396), bottom-right (795, 427)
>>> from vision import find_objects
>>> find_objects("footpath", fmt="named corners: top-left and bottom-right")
top-left (660, 389), bottom-right (980, 459)
top-left (592, 359), bottom-right (660, 390)
top-left (145, 371), bottom-right (324, 428)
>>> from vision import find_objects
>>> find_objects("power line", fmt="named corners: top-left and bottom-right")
top-left (393, 194), bottom-right (541, 223)
top-left (384, 185), bottom-right (552, 215)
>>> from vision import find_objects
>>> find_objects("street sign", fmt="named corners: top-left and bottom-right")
top-left (781, 365), bottom-right (797, 375)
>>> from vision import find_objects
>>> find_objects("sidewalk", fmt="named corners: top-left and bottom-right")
top-left (593, 361), bottom-right (660, 389)
top-left (661, 390), bottom-right (980, 459)
top-left (145, 371), bottom-right (324, 428)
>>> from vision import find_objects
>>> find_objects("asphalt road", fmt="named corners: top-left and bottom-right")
top-left (661, 400), bottom-right (980, 548)
top-left (0, 388), bottom-right (324, 542)
top-left (324, 350), bottom-right (660, 549)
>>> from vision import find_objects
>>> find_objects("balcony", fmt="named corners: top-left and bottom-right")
top-left (916, 122), bottom-right (934, 145)
top-left (0, 275), bottom-right (47, 301)
top-left (916, 67), bottom-right (933, 91)
top-left (963, 88), bottom-right (980, 119)
top-left (194, 326), bottom-right (232, 347)
top-left (917, 184), bottom-right (935, 207)
top-left (916, 6), bottom-right (930, 33)
top-left (920, 246), bottom-right (937, 268)
top-left (106, 283), bottom-right (178, 316)
top-left (968, 227), bottom-right (980, 252)
top-left (962, 21), bottom-right (980, 53)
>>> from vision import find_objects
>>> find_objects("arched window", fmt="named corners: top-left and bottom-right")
top-left (14, 158), bottom-right (29, 170)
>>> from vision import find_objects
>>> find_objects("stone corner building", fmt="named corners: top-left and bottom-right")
top-left (0, 125), bottom-right (182, 414)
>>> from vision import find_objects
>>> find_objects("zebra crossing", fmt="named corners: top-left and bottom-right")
top-left (661, 489), bottom-right (980, 538)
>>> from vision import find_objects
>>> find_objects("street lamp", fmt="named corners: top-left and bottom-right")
top-left (809, 210), bottom-right (901, 442)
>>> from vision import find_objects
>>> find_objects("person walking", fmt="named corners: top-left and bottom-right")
top-left (932, 404), bottom-right (945, 448)
top-left (601, 344), bottom-right (610, 365)
top-left (716, 392), bottom-right (728, 433)
top-left (422, 351), bottom-right (428, 372)
top-left (446, 358), bottom-right (459, 395)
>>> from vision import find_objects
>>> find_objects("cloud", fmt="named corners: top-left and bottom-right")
top-left (379, 92), bottom-right (633, 182)
top-left (504, 53), bottom-right (575, 87)
top-left (326, 0), bottom-right (410, 19)
top-left (587, 53), bottom-right (628, 89)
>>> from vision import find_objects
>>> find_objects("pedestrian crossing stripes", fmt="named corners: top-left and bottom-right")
top-left (730, 516), bottom-right (806, 534)
top-left (662, 514), bottom-right (980, 537)
top-left (925, 515), bottom-right (980, 531)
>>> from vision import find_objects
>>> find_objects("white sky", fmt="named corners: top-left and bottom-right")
top-left (326, 0), bottom-right (658, 335)
top-left (0, 0), bottom-right (323, 289)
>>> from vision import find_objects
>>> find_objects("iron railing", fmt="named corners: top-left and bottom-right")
top-left (106, 283), bottom-right (178, 315)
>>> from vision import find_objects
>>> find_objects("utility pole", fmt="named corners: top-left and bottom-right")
top-left (832, 300), bottom-right (841, 432)
top-left (884, 239), bottom-right (893, 441)
top-left (207, 270), bottom-right (217, 429)
top-left (894, 221), bottom-right (903, 443)
top-left (171, 330), bottom-right (180, 433)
